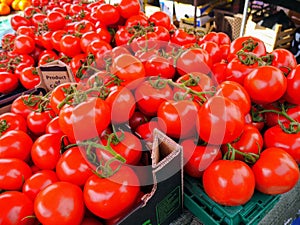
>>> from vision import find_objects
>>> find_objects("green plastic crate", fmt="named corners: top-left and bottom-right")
top-left (183, 176), bottom-right (281, 225)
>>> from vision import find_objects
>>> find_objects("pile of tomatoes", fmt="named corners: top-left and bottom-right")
top-left (0, 0), bottom-right (300, 224)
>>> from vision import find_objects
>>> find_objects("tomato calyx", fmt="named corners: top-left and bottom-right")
top-left (0, 120), bottom-right (9, 135)
top-left (224, 143), bottom-right (260, 164)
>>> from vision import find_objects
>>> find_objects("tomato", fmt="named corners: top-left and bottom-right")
top-left (157, 100), bottom-right (199, 139)
top-left (1, 33), bottom-right (16, 51)
top-left (263, 125), bottom-right (300, 164)
top-left (174, 72), bottom-right (214, 103)
top-left (271, 48), bottom-right (297, 75)
top-left (135, 119), bottom-right (165, 142)
top-left (118, 0), bottom-right (140, 19)
top-left (114, 26), bottom-right (134, 46)
top-left (31, 133), bottom-right (62, 170)
top-left (22, 170), bottom-right (58, 201)
top-left (252, 147), bottom-right (299, 195)
top-left (80, 31), bottom-right (101, 53)
top-left (0, 158), bottom-right (32, 191)
top-left (13, 34), bottom-right (35, 55)
top-left (135, 79), bottom-right (173, 117)
top-left (200, 31), bottom-right (231, 46)
top-left (34, 181), bottom-right (85, 225)
top-left (153, 25), bottom-right (170, 42)
top-left (148, 11), bottom-right (171, 29)
top-left (243, 66), bottom-right (287, 105)
top-left (19, 66), bottom-right (41, 90)
top-left (0, 112), bottom-right (27, 134)
top-left (51, 29), bottom-right (67, 52)
top-left (200, 41), bottom-right (222, 64)
top-left (86, 39), bottom-right (112, 57)
top-left (95, 26), bottom-right (112, 43)
top-left (83, 166), bottom-right (140, 220)
top-left (227, 36), bottom-right (266, 62)
top-left (211, 61), bottom-right (228, 84)
top-left (47, 11), bottom-right (66, 31)
top-left (16, 26), bottom-right (35, 40)
top-left (56, 147), bottom-right (93, 186)
top-left (0, 191), bottom-right (35, 225)
top-left (222, 124), bottom-right (263, 161)
top-left (176, 48), bottom-right (212, 76)
top-left (125, 14), bottom-right (149, 28)
top-left (215, 80), bottom-right (251, 115)
top-left (10, 14), bottom-right (31, 31)
top-left (181, 139), bottom-right (222, 178)
top-left (10, 94), bottom-right (40, 119)
top-left (60, 34), bottom-right (82, 58)
top-left (60, 97), bottom-right (111, 142)
top-left (128, 110), bottom-right (149, 131)
top-left (27, 109), bottom-right (57, 136)
top-left (223, 57), bottom-right (258, 85)
top-left (96, 3), bottom-right (120, 26)
top-left (45, 116), bottom-right (64, 136)
top-left (197, 96), bottom-right (245, 145)
top-left (170, 29), bottom-right (197, 46)
top-left (105, 86), bottom-right (136, 124)
top-left (284, 64), bottom-right (300, 105)
top-left (203, 159), bottom-right (255, 206)
top-left (111, 53), bottom-right (145, 88)
top-left (0, 130), bottom-right (33, 161)
top-left (144, 54), bottom-right (175, 79)
top-left (0, 71), bottom-right (18, 94)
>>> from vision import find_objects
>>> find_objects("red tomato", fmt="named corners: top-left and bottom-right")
top-left (59, 97), bottom-right (111, 142)
top-left (80, 31), bottom-right (102, 53)
top-left (51, 29), bottom-right (67, 52)
top-left (144, 54), bottom-right (175, 79)
top-left (130, 31), bottom-right (158, 53)
top-left (222, 124), bottom-right (263, 161)
top-left (45, 116), bottom-right (64, 136)
top-left (200, 41), bottom-right (222, 64)
top-left (135, 79), bottom-right (173, 117)
top-left (153, 25), bottom-right (170, 42)
top-left (13, 35), bottom-right (35, 55)
top-left (114, 26), bottom-right (134, 46)
top-left (56, 147), bottom-right (93, 186)
top-left (211, 61), bottom-right (227, 84)
top-left (181, 139), bottom-right (222, 178)
top-left (203, 159), bottom-right (255, 206)
top-left (135, 119), bottom-right (166, 142)
top-left (22, 170), bottom-right (58, 201)
top-left (157, 100), bottom-right (199, 139)
top-left (252, 147), bottom-right (299, 195)
top-left (1, 33), bottom-right (16, 51)
top-left (118, 0), bottom-right (140, 19)
top-left (0, 71), bottom-right (18, 94)
top-left (16, 26), bottom-right (35, 40)
top-left (111, 53), bottom-right (145, 88)
top-left (197, 96), bottom-right (245, 145)
top-left (105, 86), bottom-right (136, 124)
top-left (271, 48), bottom-right (297, 75)
top-left (27, 109), bottom-right (57, 136)
top-left (200, 31), bottom-right (231, 46)
top-left (0, 191), bottom-right (35, 225)
top-left (0, 112), bottom-right (27, 134)
top-left (20, 66), bottom-right (41, 90)
top-left (60, 34), bottom-right (82, 57)
top-left (0, 158), bottom-right (32, 191)
top-left (125, 14), bottom-right (149, 28)
top-left (83, 166), bottom-right (140, 220)
top-left (215, 80), bottom-right (251, 115)
top-left (170, 29), bottom-right (197, 46)
top-left (128, 110), bottom-right (149, 131)
top-left (10, 94), bottom-right (40, 119)
top-left (284, 64), bottom-right (300, 105)
top-left (176, 48), bottom-right (212, 76)
top-left (47, 11), bottom-right (66, 31)
top-left (0, 130), bottom-right (33, 161)
top-left (31, 133), bottom-right (62, 170)
top-left (243, 66), bottom-right (287, 105)
top-left (263, 125), bottom-right (300, 164)
top-left (149, 11), bottom-right (171, 29)
top-left (227, 36), bottom-right (266, 61)
top-left (10, 14), bottom-right (31, 31)
top-left (96, 3), bottom-right (120, 26)
top-left (34, 182), bottom-right (85, 225)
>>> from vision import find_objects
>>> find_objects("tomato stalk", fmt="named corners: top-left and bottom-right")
top-left (224, 143), bottom-right (260, 164)
top-left (0, 120), bottom-right (9, 135)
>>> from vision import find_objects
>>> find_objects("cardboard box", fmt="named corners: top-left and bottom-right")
top-left (116, 128), bottom-right (184, 225)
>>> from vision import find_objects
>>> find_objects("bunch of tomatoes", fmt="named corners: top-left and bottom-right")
top-left (0, 0), bottom-right (300, 224)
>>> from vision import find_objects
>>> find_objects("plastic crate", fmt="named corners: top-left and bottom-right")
top-left (183, 176), bottom-right (281, 225)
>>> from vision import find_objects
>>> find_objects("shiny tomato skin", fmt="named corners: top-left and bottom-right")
top-left (252, 147), bottom-right (299, 195)
top-left (83, 166), bottom-right (140, 220)
top-left (271, 48), bottom-right (297, 75)
top-left (0, 191), bottom-right (35, 225)
top-left (56, 147), bottom-right (93, 186)
top-left (31, 133), bottom-right (62, 170)
top-left (45, 116), bottom-right (64, 136)
top-left (157, 100), bottom-right (199, 139)
top-left (27, 110), bottom-right (57, 136)
top-left (203, 160), bottom-right (255, 206)
top-left (197, 96), bottom-right (245, 145)
top-left (0, 130), bottom-right (33, 162)
top-left (148, 11), bottom-right (171, 29)
top-left (263, 125), bottom-right (300, 164)
top-left (10, 94), bottom-right (39, 119)
top-left (118, 0), bottom-right (140, 19)
top-left (22, 170), bottom-right (58, 201)
top-left (243, 66), bottom-right (287, 105)
top-left (284, 64), bottom-right (300, 105)
top-left (13, 35), bottom-right (35, 55)
top-left (19, 66), bottom-right (41, 90)
top-left (0, 158), bottom-right (32, 191)
top-left (34, 181), bottom-right (85, 225)
top-left (0, 71), bottom-right (18, 94)
top-left (181, 139), bottom-right (222, 178)
top-left (0, 112), bottom-right (27, 134)
top-left (60, 34), bottom-right (82, 57)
